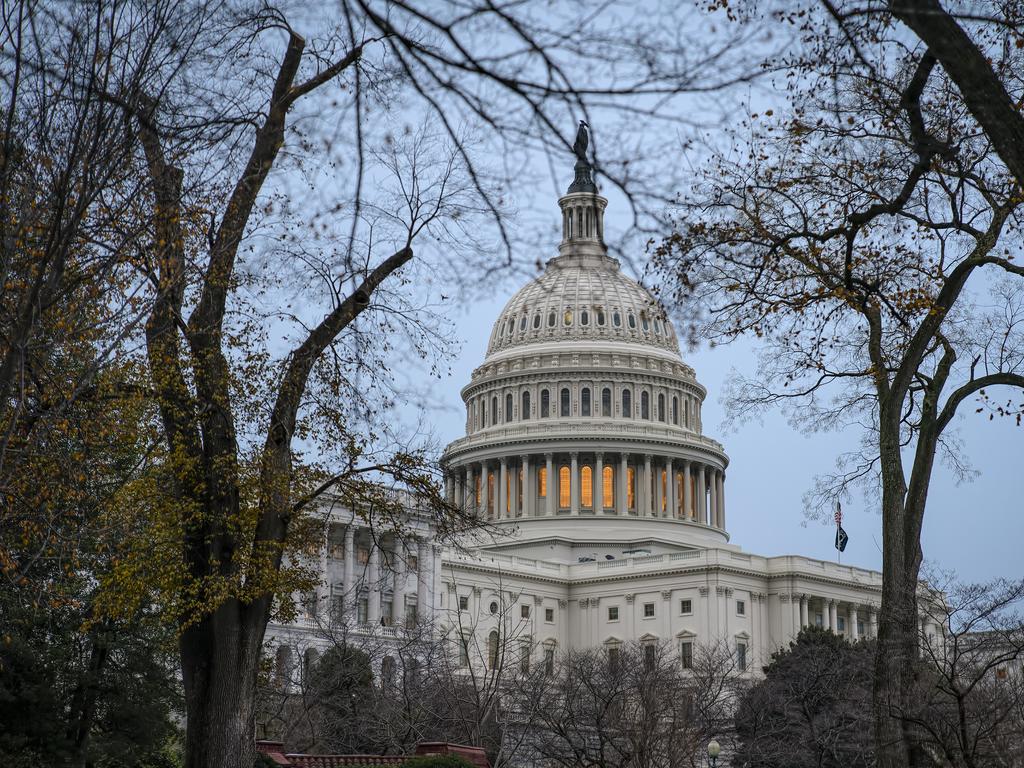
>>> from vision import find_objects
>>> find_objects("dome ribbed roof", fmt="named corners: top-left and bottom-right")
top-left (485, 253), bottom-right (681, 360)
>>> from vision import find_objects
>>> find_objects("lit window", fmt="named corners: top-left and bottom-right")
top-left (737, 600), bottom-right (745, 616)
top-left (545, 608), bottom-right (554, 622)
top-left (581, 466), bottom-right (593, 508)
top-left (560, 388), bottom-right (570, 417)
top-left (559, 466), bottom-right (571, 508)
top-left (487, 473), bottom-right (495, 516)
top-left (643, 602), bottom-right (655, 618)
top-left (541, 389), bottom-right (550, 417)
top-left (661, 470), bottom-right (667, 512)
top-left (681, 641), bottom-right (693, 670)
top-left (538, 466), bottom-right (547, 497)
top-left (475, 475), bottom-right (481, 506)
top-left (563, 309), bottom-right (573, 326)
top-left (627, 467), bottom-right (636, 509)
top-left (641, 391), bottom-right (650, 419)
top-left (608, 606), bottom-right (619, 621)
top-left (602, 466), bottom-right (614, 509)
top-left (521, 604), bottom-right (530, 619)
top-left (737, 642), bottom-right (747, 672)
top-left (522, 391), bottom-right (531, 419)
top-left (602, 387), bottom-right (612, 416)
top-left (680, 599), bottom-right (692, 615)
top-left (622, 389), bottom-right (632, 418)
top-left (581, 387), bottom-right (591, 416)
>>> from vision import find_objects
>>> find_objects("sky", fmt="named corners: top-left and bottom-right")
top-left (410, 179), bottom-right (1024, 587)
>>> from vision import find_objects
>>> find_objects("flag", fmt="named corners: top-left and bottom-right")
top-left (834, 501), bottom-right (848, 552)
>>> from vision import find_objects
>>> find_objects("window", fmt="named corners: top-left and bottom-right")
top-left (458, 636), bottom-right (469, 667)
top-left (602, 466), bottom-right (614, 509)
top-left (541, 389), bottom-right (550, 417)
top-left (563, 309), bottom-right (573, 326)
top-left (672, 396), bottom-right (679, 425)
top-left (837, 616), bottom-right (846, 632)
top-left (641, 391), bottom-right (650, 419)
top-left (520, 644), bottom-right (530, 674)
top-left (506, 393), bottom-right (513, 422)
top-left (538, 466), bottom-right (547, 497)
top-left (489, 601), bottom-right (499, 615)
top-left (581, 466), bottom-right (593, 508)
top-left (581, 387), bottom-right (591, 416)
top-left (521, 604), bottom-right (530, 619)
top-left (857, 620), bottom-right (865, 636)
top-left (627, 467), bottom-right (636, 509)
top-left (491, 396), bottom-right (498, 425)
top-left (643, 643), bottom-right (656, 671)
top-left (612, 311), bottom-right (622, 327)
top-left (608, 646), bottom-right (621, 674)
top-left (622, 389), bottom-right (632, 417)
top-left (581, 309), bottom-right (589, 326)
top-left (643, 602), bottom-right (655, 618)
top-left (680, 641), bottom-right (693, 670)
top-left (736, 600), bottom-right (746, 616)
top-left (601, 387), bottom-right (612, 416)
top-left (559, 466), bottom-right (571, 508)
top-left (658, 393), bottom-right (665, 422)
top-left (628, 313), bottom-right (637, 329)
top-left (608, 606), bottom-right (619, 621)
top-left (544, 647), bottom-right (555, 675)
top-left (597, 308), bottom-right (606, 326)
top-left (547, 311), bottom-right (556, 328)
top-left (522, 391), bottom-right (530, 419)
top-left (488, 630), bottom-right (500, 669)
top-left (560, 387), bottom-right (570, 416)
top-left (357, 598), bottom-right (368, 624)
top-left (459, 595), bottom-right (469, 611)
top-left (478, 402), bottom-right (484, 429)
top-left (381, 655), bottom-right (395, 690)
top-left (545, 607), bottom-right (555, 623)
top-left (815, 613), bottom-right (823, 627)
top-left (407, 603), bottom-right (418, 628)
top-left (506, 317), bottom-right (514, 336)
top-left (475, 475), bottom-right (482, 506)
top-left (533, 313), bottom-right (541, 329)
top-left (737, 642), bottom-right (747, 672)
top-left (641, 313), bottom-right (650, 332)
top-left (519, 315), bottom-right (527, 331)
top-left (357, 547), bottom-right (370, 564)
top-left (680, 599), bottom-right (692, 615)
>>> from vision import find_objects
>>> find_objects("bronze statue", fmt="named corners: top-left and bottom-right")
top-left (573, 120), bottom-right (589, 163)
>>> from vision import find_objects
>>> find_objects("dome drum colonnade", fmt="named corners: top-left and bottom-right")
top-left (442, 152), bottom-right (729, 535)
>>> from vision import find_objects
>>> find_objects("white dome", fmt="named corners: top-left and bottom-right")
top-left (486, 253), bottom-right (680, 360)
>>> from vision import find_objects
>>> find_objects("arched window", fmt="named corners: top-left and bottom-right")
top-left (560, 388), bottom-right (571, 417)
top-left (541, 389), bottom-right (550, 417)
top-left (303, 648), bottom-right (319, 684)
top-left (559, 466), bottom-right (571, 508)
top-left (507, 317), bottom-right (515, 336)
top-left (641, 313), bottom-right (650, 332)
top-left (522, 391), bottom-right (531, 420)
top-left (672, 396), bottom-right (679, 425)
top-left (676, 472), bottom-right (684, 517)
top-left (612, 311), bottom-right (622, 327)
top-left (581, 309), bottom-right (589, 326)
top-left (475, 475), bottom-right (482, 506)
top-left (538, 466), bottom-right (547, 497)
top-left (602, 466), bottom-right (614, 509)
top-left (505, 393), bottom-right (513, 422)
top-left (491, 396), bottom-right (498, 425)
top-left (622, 389), bottom-right (632, 418)
top-left (627, 467), bottom-right (636, 510)
top-left (488, 630), bottom-right (500, 669)
top-left (487, 473), bottom-right (496, 516)
top-left (661, 470), bottom-right (667, 513)
top-left (548, 311), bottom-right (556, 328)
top-left (628, 313), bottom-right (637, 329)
top-left (563, 309), bottom-right (573, 326)
top-left (658, 393), bottom-right (666, 422)
top-left (641, 391), bottom-right (650, 420)
top-left (478, 401), bottom-right (484, 429)
top-left (519, 315), bottom-right (527, 331)
top-left (602, 387), bottom-right (612, 417)
top-left (597, 308), bottom-right (606, 326)
top-left (275, 646), bottom-right (294, 687)
top-left (533, 313), bottom-right (541, 329)
top-left (581, 387), bottom-right (591, 416)
top-left (581, 466), bottom-right (593, 508)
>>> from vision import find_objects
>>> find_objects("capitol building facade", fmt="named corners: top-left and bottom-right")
top-left (267, 152), bottom-right (895, 682)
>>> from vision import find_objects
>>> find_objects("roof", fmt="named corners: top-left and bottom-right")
top-left (254, 741), bottom-right (490, 768)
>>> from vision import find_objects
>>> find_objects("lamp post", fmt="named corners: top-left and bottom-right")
top-left (707, 740), bottom-right (721, 767)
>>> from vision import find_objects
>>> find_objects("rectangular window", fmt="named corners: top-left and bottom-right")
top-left (643, 643), bottom-right (656, 671)
top-left (608, 606), bottom-right (619, 621)
top-left (357, 547), bottom-right (370, 564)
top-left (541, 390), bottom-right (550, 417)
top-left (459, 595), bottom-right (469, 611)
top-left (737, 642), bottom-right (747, 672)
top-left (680, 599), bottom-right (692, 615)
top-left (357, 598), bottom-right (368, 624)
top-left (816, 613), bottom-right (823, 627)
top-left (680, 641), bottom-right (693, 670)
top-left (736, 600), bottom-right (746, 616)
top-left (521, 604), bottom-right (530, 619)
top-left (643, 602), bottom-right (655, 618)
top-left (407, 604), bottom-right (418, 628)
top-left (837, 616), bottom-right (846, 632)
top-left (608, 646), bottom-right (621, 673)
top-left (458, 637), bottom-right (469, 667)
top-left (408, 555), bottom-right (418, 573)
top-left (538, 466), bottom-right (547, 497)
top-left (857, 620), bottom-right (865, 636)
top-left (520, 645), bottom-right (530, 674)
top-left (545, 607), bottom-right (555, 622)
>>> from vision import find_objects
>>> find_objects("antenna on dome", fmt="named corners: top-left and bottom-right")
top-left (568, 120), bottom-right (597, 193)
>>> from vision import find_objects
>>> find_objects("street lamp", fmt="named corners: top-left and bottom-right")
top-left (707, 740), bottom-right (721, 767)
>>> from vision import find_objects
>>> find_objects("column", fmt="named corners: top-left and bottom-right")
top-left (800, 595), bottom-right (809, 628)
top-left (666, 459), bottom-right (675, 518)
top-left (791, 592), bottom-right (801, 637)
top-left (849, 605), bottom-right (859, 641)
top-left (683, 461), bottom-right (692, 520)
top-left (869, 608), bottom-right (878, 638)
top-left (509, 458), bottom-right (519, 518)
top-left (392, 540), bottom-right (406, 627)
top-left (594, 453), bottom-right (604, 513)
top-left (499, 459), bottom-right (508, 520)
top-left (643, 454), bottom-right (653, 516)
top-left (709, 469), bottom-right (719, 528)
top-left (618, 454), bottom-right (628, 515)
top-left (367, 545), bottom-right (381, 625)
top-left (696, 465), bottom-right (706, 524)
top-left (654, 460), bottom-right (664, 517)
top-left (480, 462), bottom-right (491, 519)
top-left (445, 472), bottom-right (455, 505)
top-left (719, 472), bottom-right (726, 529)
top-left (545, 453), bottom-right (555, 516)
top-left (521, 455), bottom-right (532, 517)
top-left (570, 452), bottom-right (580, 515)
top-left (343, 525), bottom-right (356, 616)
top-left (464, 466), bottom-right (475, 512)
top-left (828, 600), bottom-right (838, 633)
top-left (416, 538), bottom-right (429, 615)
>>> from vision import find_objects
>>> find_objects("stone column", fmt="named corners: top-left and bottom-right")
top-left (392, 540), bottom-right (406, 627)
top-left (343, 525), bottom-right (356, 616)
top-left (800, 595), bottom-right (809, 628)
top-left (653, 460), bottom-right (663, 517)
top-left (570, 452), bottom-right (580, 515)
top-left (643, 454), bottom-right (653, 516)
top-left (849, 605), bottom-right (859, 641)
top-left (869, 608), bottom-right (878, 638)
top-left (709, 469), bottom-right (719, 528)
top-left (618, 454), bottom-right (628, 515)
top-left (521, 455), bottom-right (532, 518)
top-left (683, 461), bottom-right (692, 520)
top-left (499, 459), bottom-right (508, 520)
top-left (594, 453), bottom-right (604, 513)
top-left (464, 466), bottom-right (474, 512)
top-left (828, 600), bottom-right (838, 633)
top-left (696, 465), bottom-right (706, 524)
top-left (545, 453), bottom-right (555, 516)
top-left (666, 459), bottom-right (675, 518)
top-left (444, 472), bottom-right (454, 504)
top-left (367, 545), bottom-right (381, 625)
top-left (509, 458), bottom-right (518, 518)
top-left (718, 472), bottom-right (726, 529)
top-left (480, 462), bottom-right (490, 519)
top-left (416, 538), bottom-right (429, 616)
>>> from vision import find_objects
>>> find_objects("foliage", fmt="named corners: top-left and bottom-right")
top-left (398, 756), bottom-right (475, 768)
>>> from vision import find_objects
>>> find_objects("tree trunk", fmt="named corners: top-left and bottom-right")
top-left (180, 597), bottom-right (265, 768)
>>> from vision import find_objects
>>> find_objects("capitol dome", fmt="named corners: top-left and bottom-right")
top-left (442, 147), bottom-right (729, 546)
